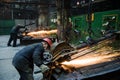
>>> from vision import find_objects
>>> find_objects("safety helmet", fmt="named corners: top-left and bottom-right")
top-left (43, 38), bottom-right (52, 47)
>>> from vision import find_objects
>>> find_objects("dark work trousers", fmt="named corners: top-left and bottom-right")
top-left (7, 33), bottom-right (17, 47)
top-left (15, 67), bottom-right (34, 80)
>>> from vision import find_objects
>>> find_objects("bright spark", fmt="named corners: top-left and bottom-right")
top-left (23, 29), bottom-right (57, 38)
top-left (61, 54), bottom-right (120, 68)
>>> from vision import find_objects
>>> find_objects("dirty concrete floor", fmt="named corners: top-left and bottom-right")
top-left (0, 35), bottom-right (43, 80)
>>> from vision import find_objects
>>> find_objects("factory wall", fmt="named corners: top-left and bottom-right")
top-left (0, 20), bottom-right (15, 35)
top-left (0, 19), bottom-right (37, 35)
top-left (15, 19), bottom-right (36, 31)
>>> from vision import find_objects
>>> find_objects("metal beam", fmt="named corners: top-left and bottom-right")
top-left (1, 1), bottom-right (56, 6)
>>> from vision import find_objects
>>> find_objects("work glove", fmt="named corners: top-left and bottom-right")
top-left (43, 51), bottom-right (53, 64)
top-left (40, 64), bottom-right (50, 73)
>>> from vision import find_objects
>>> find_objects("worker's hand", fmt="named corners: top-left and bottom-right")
top-left (43, 51), bottom-right (53, 64)
top-left (40, 64), bottom-right (50, 73)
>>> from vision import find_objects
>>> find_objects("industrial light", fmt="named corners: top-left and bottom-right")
top-left (51, 19), bottom-right (57, 23)
top-left (77, 1), bottom-right (80, 5)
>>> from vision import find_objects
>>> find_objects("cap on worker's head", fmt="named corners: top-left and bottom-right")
top-left (43, 38), bottom-right (52, 47)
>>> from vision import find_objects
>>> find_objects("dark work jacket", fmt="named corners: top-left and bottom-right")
top-left (10, 25), bottom-right (25, 34)
top-left (12, 43), bottom-right (44, 70)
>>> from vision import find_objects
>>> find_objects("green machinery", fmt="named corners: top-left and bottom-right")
top-left (71, 9), bottom-right (120, 43)
top-left (0, 20), bottom-right (15, 35)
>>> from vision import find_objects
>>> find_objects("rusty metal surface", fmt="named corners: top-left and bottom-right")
top-left (52, 46), bottom-right (120, 80)
top-left (54, 38), bottom-right (120, 80)
top-left (55, 59), bottom-right (120, 80)
top-left (51, 42), bottom-right (75, 59)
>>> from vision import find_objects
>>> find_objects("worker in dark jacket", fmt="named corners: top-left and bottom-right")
top-left (12, 38), bottom-right (53, 80)
top-left (7, 24), bottom-right (25, 47)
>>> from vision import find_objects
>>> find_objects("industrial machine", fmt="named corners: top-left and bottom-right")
top-left (71, 9), bottom-right (120, 44)
top-left (35, 31), bottom-right (120, 80)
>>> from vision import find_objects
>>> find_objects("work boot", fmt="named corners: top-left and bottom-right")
top-left (7, 44), bottom-right (11, 46)
top-left (13, 45), bottom-right (16, 47)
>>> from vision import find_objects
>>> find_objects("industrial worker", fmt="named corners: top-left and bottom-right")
top-left (7, 24), bottom-right (25, 47)
top-left (12, 38), bottom-right (53, 80)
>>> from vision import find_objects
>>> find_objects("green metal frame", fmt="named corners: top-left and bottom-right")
top-left (71, 9), bottom-right (120, 43)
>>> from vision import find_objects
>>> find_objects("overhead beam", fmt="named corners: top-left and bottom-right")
top-left (1, 1), bottom-right (56, 6)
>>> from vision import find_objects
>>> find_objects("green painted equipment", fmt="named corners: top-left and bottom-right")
top-left (71, 10), bottom-right (120, 43)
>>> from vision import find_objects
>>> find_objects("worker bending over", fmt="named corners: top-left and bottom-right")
top-left (7, 24), bottom-right (25, 47)
top-left (12, 38), bottom-right (53, 80)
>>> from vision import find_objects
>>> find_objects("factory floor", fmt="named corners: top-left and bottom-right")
top-left (0, 35), bottom-right (43, 80)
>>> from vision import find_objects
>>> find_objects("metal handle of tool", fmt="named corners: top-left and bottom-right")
top-left (43, 51), bottom-right (53, 64)
top-left (34, 70), bottom-right (41, 74)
